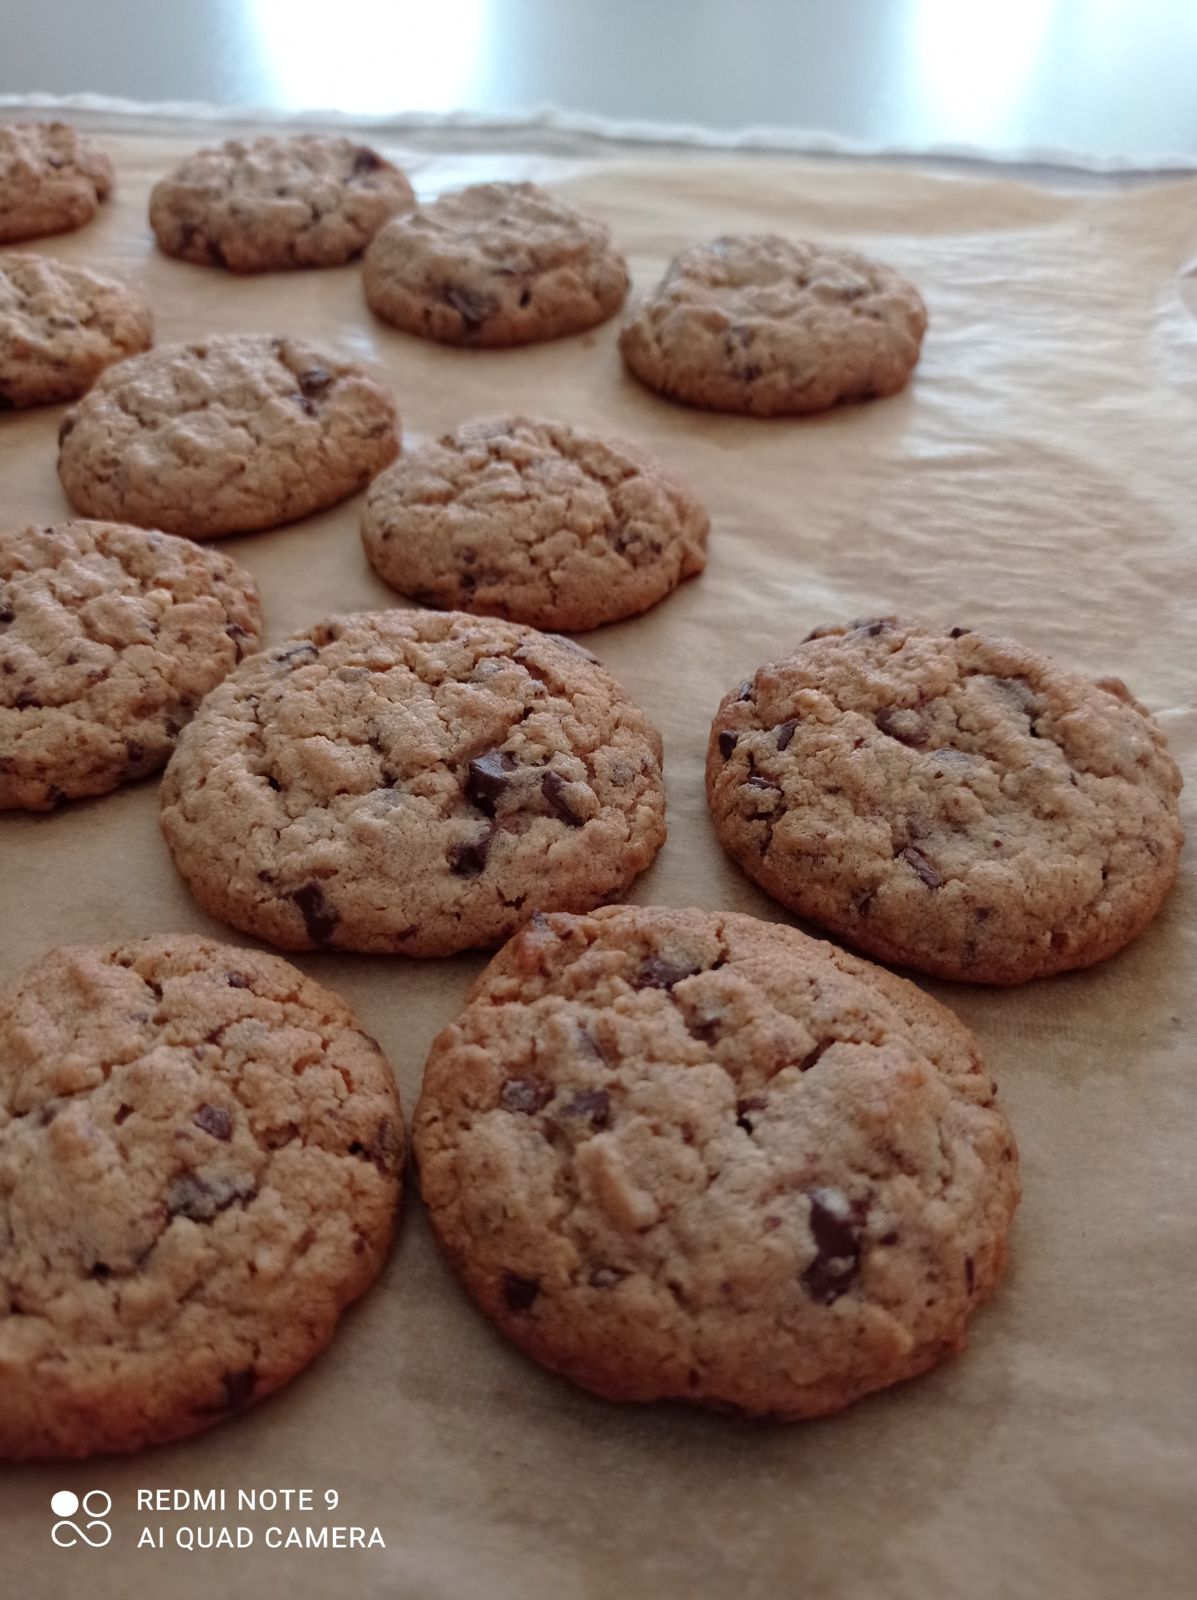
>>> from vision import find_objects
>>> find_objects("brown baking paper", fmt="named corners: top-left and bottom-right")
top-left (2, 123), bottom-right (1195, 1600)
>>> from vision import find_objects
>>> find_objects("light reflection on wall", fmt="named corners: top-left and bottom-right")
top-left (246, 0), bottom-right (489, 113)
top-left (909, 0), bottom-right (1056, 145)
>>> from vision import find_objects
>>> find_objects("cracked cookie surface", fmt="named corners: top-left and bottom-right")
top-left (0, 253), bottom-right (152, 409)
top-left (620, 234), bottom-right (927, 416)
top-left (160, 610), bottom-right (667, 955)
top-left (0, 519), bottom-right (262, 810)
top-left (56, 334), bottom-right (399, 539)
top-left (149, 134), bottom-right (414, 273)
top-left (0, 933), bottom-right (403, 1459)
top-left (414, 904), bottom-right (1018, 1417)
top-left (707, 618), bottom-right (1184, 984)
top-left (361, 415), bottom-right (708, 630)
top-left (0, 122), bottom-right (113, 244)
top-left (363, 181), bottom-right (629, 347)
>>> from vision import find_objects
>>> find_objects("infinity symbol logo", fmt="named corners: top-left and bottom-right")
top-left (51, 1490), bottom-right (112, 1548)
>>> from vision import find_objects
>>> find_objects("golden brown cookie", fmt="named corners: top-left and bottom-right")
top-left (0, 519), bottom-right (262, 810)
top-left (707, 618), bottom-right (1184, 983)
top-left (415, 905), bottom-right (1019, 1418)
top-left (364, 181), bottom-right (628, 346)
top-left (160, 611), bottom-right (667, 955)
top-left (0, 933), bottom-right (403, 1459)
top-left (361, 415), bottom-right (708, 630)
top-left (0, 122), bottom-right (113, 244)
top-left (620, 234), bottom-right (927, 416)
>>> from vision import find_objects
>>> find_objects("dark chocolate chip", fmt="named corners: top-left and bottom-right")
top-left (226, 971), bottom-right (249, 988)
top-left (13, 690), bottom-right (38, 709)
top-left (965, 1256), bottom-right (976, 1293)
top-left (352, 146), bottom-right (384, 174)
top-left (774, 718), bottom-right (799, 751)
top-left (443, 284), bottom-right (499, 331)
top-left (449, 824), bottom-right (495, 877)
top-left (874, 706), bottom-right (928, 747)
top-left (735, 1094), bottom-right (767, 1132)
top-left (466, 749), bottom-right (517, 813)
top-left (948, 626), bottom-right (970, 639)
top-left (717, 729), bottom-right (738, 759)
top-left (744, 774), bottom-right (780, 792)
top-left (855, 618), bottom-right (893, 637)
top-left (502, 1272), bottom-right (540, 1312)
top-left (797, 1040), bottom-right (832, 1073)
top-left (292, 881), bottom-right (338, 943)
top-left (275, 641), bottom-right (318, 667)
top-left (562, 1089), bottom-right (610, 1127)
top-left (736, 680), bottom-right (754, 702)
top-left (632, 955), bottom-right (702, 991)
top-left (194, 1104), bottom-right (232, 1141)
top-left (222, 1366), bottom-right (257, 1409)
top-left (499, 1077), bottom-right (552, 1115)
top-left (298, 366), bottom-right (333, 397)
top-left (90, 1261), bottom-right (111, 1280)
top-left (113, 1103), bottom-right (133, 1125)
top-left (800, 1187), bottom-right (862, 1304)
top-left (125, 739), bottom-right (145, 765)
top-left (541, 769), bottom-right (583, 826)
top-left (166, 1172), bottom-right (254, 1222)
top-left (207, 238), bottom-right (228, 268)
top-left (899, 844), bottom-right (942, 889)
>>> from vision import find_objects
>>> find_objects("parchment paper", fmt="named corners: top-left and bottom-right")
top-left (2, 123), bottom-right (1195, 1600)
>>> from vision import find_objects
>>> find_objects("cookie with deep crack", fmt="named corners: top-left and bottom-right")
top-left (0, 932), bottom-right (403, 1459)
top-left (620, 234), bottom-right (927, 416)
top-left (160, 610), bottom-right (667, 955)
top-left (0, 253), bottom-right (153, 409)
top-left (0, 122), bottom-right (113, 244)
top-left (414, 904), bottom-right (1019, 1417)
top-left (56, 334), bottom-right (399, 539)
top-left (361, 415), bottom-right (709, 630)
top-left (0, 519), bottom-right (262, 810)
top-left (707, 618), bottom-right (1184, 984)
top-left (149, 134), bottom-right (415, 273)
top-left (363, 181), bottom-right (628, 347)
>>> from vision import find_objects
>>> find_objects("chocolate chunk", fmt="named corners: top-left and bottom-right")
top-left (717, 729), bottom-right (738, 759)
top-left (800, 1187), bottom-right (862, 1304)
top-left (166, 1172), bottom-right (254, 1222)
top-left (443, 284), bottom-right (498, 331)
top-left (632, 955), bottom-right (702, 991)
top-left (874, 706), bottom-right (928, 747)
top-left (965, 1256), bottom-right (976, 1293)
top-left (797, 1040), bottom-right (832, 1072)
top-left (226, 971), bottom-right (249, 988)
top-left (541, 769), bottom-right (583, 826)
top-left (90, 1261), bottom-right (111, 1280)
top-left (352, 146), bottom-right (384, 174)
top-left (0, 607), bottom-right (13, 626)
top-left (275, 641), bottom-right (318, 667)
top-left (222, 1366), bottom-right (257, 1409)
top-left (948, 626), bottom-right (970, 639)
top-left (298, 366), bottom-right (333, 397)
top-left (13, 690), bottom-right (37, 710)
top-left (449, 824), bottom-right (495, 877)
top-left (113, 1103), bottom-right (133, 1125)
top-left (295, 393), bottom-right (317, 416)
top-left (854, 618), bottom-right (893, 637)
top-left (502, 1272), bottom-right (540, 1312)
top-left (589, 1266), bottom-right (626, 1288)
top-left (466, 749), bottom-right (517, 813)
top-left (736, 680), bottom-right (754, 702)
top-left (125, 739), bottom-right (145, 765)
top-left (899, 844), bottom-right (942, 889)
top-left (499, 1077), bottom-right (552, 1115)
top-left (292, 881), bottom-right (338, 943)
top-left (194, 1104), bottom-right (232, 1141)
top-left (774, 719), bottom-right (799, 751)
top-left (562, 1089), bottom-right (610, 1127)
top-left (348, 1116), bottom-right (402, 1173)
top-left (735, 1095), bottom-right (767, 1132)
top-left (744, 774), bottom-right (780, 792)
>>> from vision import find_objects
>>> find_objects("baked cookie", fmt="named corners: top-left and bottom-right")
top-left (0, 122), bottom-right (113, 244)
top-left (56, 334), bottom-right (399, 539)
top-left (0, 253), bottom-right (152, 410)
top-left (160, 611), bottom-right (666, 955)
top-left (619, 234), bottom-right (927, 417)
top-left (149, 134), bottom-right (415, 273)
top-left (707, 618), bottom-right (1184, 984)
top-left (0, 519), bottom-right (262, 810)
top-left (415, 904), bottom-right (1019, 1418)
top-left (363, 181), bottom-right (628, 347)
top-left (361, 415), bottom-right (709, 631)
top-left (0, 933), bottom-right (403, 1460)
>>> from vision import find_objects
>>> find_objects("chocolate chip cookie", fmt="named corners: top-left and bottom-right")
top-left (363, 181), bottom-right (629, 347)
top-left (620, 234), bottom-right (927, 416)
top-left (415, 904), bottom-right (1019, 1418)
top-left (149, 134), bottom-right (415, 273)
top-left (0, 519), bottom-right (262, 810)
top-left (0, 122), bottom-right (113, 244)
top-left (708, 618), bottom-right (1184, 984)
top-left (56, 334), bottom-right (399, 539)
top-left (361, 415), bottom-right (709, 631)
top-left (0, 253), bottom-right (153, 409)
top-left (160, 611), bottom-right (667, 955)
top-left (0, 933), bottom-right (403, 1459)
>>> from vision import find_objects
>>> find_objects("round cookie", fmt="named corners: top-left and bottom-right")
top-left (149, 134), bottom-right (415, 273)
top-left (619, 234), bottom-right (927, 417)
top-left (363, 181), bottom-right (628, 347)
top-left (0, 519), bottom-right (262, 810)
top-left (414, 904), bottom-right (1019, 1418)
top-left (0, 122), bottom-right (113, 244)
top-left (56, 334), bottom-right (399, 539)
top-left (0, 932), bottom-right (403, 1460)
top-left (0, 253), bottom-right (153, 410)
top-left (160, 610), bottom-right (667, 956)
top-left (361, 415), bottom-right (709, 631)
top-left (707, 617), bottom-right (1184, 984)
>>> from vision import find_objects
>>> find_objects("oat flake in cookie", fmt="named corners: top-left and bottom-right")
top-left (0, 122), bottom-right (113, 244)
top-left (363, 181), bottom-right (629, 347)
top-left (415, 905), bottom-right (1019, 1418)
top-left (0, 253), bottom-right (153, 410)
top-left (620, 234), bottom-right (927, 417)
top-left (149, 134), bottom-right (414, 273)
top-left (362, 415), bottom-right (709, 631)
top-left (707, 618), bottom-right (1184, 984)
top-left (0, 934), bottom-right (403, 1459)
top-left (159, 610), bottom-right (667, 956)
top-left (56, 334), bottom-right (399, 539)
top-left (0, 520), bottom-right (262, 811)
